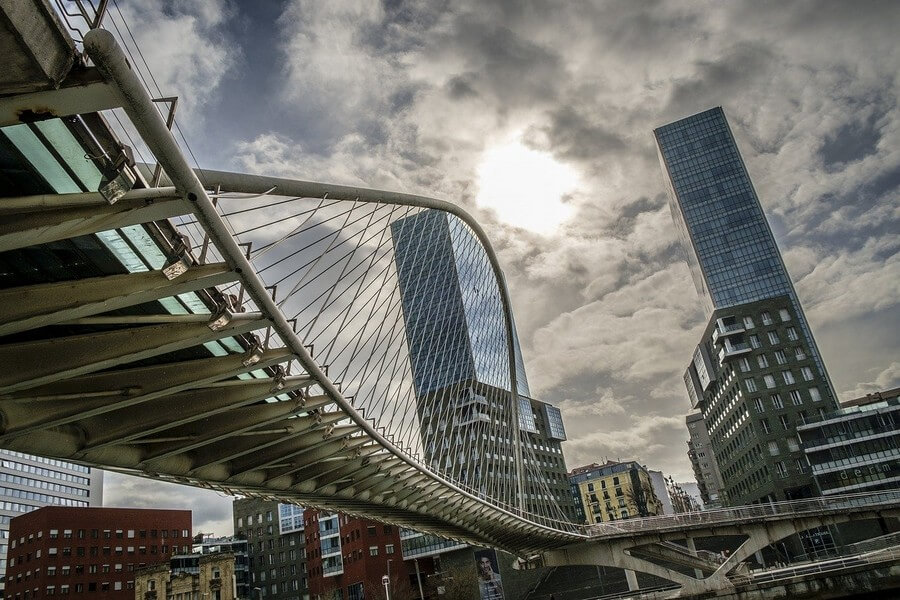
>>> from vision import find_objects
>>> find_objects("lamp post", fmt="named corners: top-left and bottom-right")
top-left (382, 575), bottom-right (391, 600)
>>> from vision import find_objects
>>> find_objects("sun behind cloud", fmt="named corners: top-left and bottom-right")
top-left (476, 136), bottom-right (579, 235)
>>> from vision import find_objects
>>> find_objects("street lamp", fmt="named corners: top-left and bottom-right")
top-left (381, 575), bottom-right (391, 600)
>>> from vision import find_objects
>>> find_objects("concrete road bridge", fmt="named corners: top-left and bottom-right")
top-left (1, 1), bottom-right (898, 597)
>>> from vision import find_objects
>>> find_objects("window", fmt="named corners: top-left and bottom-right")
top-left (738, 358), bottom-right (750, 372)
top-left (763, 375), bottom-right (776, 389)
top-left (787, 437), bottom-right (800, 452)
top-left (744, 378), bottom-right (757, 393)
top-left (757, 354), bottom-right (769, 368)
top-left (369, 546), bottom-right (378, 556)
top-left (49, 530), bottom-right (58, 540)
top-left (795, 347), bottom-right (806, 360)
top-left (775, 461), bottom-right (788, 477)
top-left (760, 419), bottom-right (771, 434)
top-left (782, 370), bottom-right (795, 385)
top-left (127, 530), bottom-right (134, 539)
top-left (754, 398), bottom-right (764, 413)
top-left (789, 390), bottom-right (803, 405)
top-left (775, 350), bottom-right (787, 364)
top-left (809, 387), bottom-right (822, 402)
top-left (770, 394), bottom-right (783, 409)
top-left (768, 441), bottom-right (779, 456)
top-left (768, 331), bottom-right (780, 344)
top-left (761, 311), bottom-right (773, 325)
top-left (779, 415), bottom-right (790, 430)
top-left (743, 316), bottom-right (755, 329)
top-left (779, 309), bottom-right (791, 322)
top-left (749, 334), bottom-right (761, 349)
top-left (800, 367), bottom-right (814, 381)
top-left (385, 544), bottom-right (394, 554)
top-left (785, 326), bottom-right (798, 341)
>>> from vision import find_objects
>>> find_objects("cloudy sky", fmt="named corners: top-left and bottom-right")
top-left (101, 0), bottom-right (899, 534)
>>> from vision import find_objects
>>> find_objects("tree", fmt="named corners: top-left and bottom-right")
top-left (433, 564), bottom-right (478, 600)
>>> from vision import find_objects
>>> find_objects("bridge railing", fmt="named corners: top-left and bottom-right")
top-left (728, 544), bottom-right (900, 587)
top-left (583, 490), bottom-right (900, 537)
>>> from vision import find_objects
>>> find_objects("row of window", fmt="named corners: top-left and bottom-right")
top-left (0, 474), bottom-right (88, 498)
top-left (12, 581), bottom-right (131, 598)
top-left (13, 529), bottom-right (188, 549)
top-left (10, 545), bottom-right (189, 566)
top-left (0, 488), bottom-right (86, 508)
top-left (744, 369), bottom-right (817, 392)
top-left (1, 453), bottom-right (90, 474)
top-left (0, 461), bottom-right (91, 487)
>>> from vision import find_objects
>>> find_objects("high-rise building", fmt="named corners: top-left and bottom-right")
top-left (232, 499), bottom-right (308, 600)
top-left (391, 210), bottom-right (573, 519)
top-left (0, 452), bottom-right (104, 597)
top-left (656, 107), bottom-right (838, 505)
top-left (685, 412), bottom-right (724, 507)
top-left (4, 506), bottom-right (191, 600)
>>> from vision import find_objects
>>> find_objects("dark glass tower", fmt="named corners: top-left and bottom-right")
top-left (656, 108), bottom-right (837, 505)
top-left (391, 209), bottom-right (530, 398)
top-left (655, 107), bottom-right (833, 400)
top-left (390, 210), bottom-right (574, 519)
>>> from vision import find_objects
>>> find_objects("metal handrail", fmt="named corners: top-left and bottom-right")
top-left (583, 490), bottom-right (900, 537)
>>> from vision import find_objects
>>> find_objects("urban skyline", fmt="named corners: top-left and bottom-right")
top-left (3, 1), bottom-right (897, 541)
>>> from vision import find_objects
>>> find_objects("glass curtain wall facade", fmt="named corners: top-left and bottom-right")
top-left (654, 107), bottom-right (832, 398)
top-left (656, 108), bottom-right (838, 505)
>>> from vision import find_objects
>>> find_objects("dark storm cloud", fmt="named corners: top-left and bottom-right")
top-left (104, 0), bottom-right (899, 520)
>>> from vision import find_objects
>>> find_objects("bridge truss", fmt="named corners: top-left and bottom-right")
top-left (0, 20), bottom-right (581, 554)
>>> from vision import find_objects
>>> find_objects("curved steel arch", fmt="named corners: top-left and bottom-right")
top-left (83, 28), bottom-right (577, 551)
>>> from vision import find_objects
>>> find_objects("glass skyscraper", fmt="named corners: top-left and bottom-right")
top-left (390, 210), bottom-right (573, 519)
top-left (655, 107), bottom-right (832, 397)
top-left (657, 108), bottom-right (837, 505)
top-left (391, 210), bottom-right (530, 398)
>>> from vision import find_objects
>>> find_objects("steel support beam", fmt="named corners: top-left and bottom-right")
top-left (0, 262), bottom-right (236, 336)
top-left (0, 349), bottom-right (293, 437)
top-left (77, 376), bottom-right (314, 450)
top-left (175, 412), bottom-right (350, 478)
top-left (0, 314), bottom-right (265, 394)
top-left (0, 189), bottom-right (188, 252)
top-left (0, 73), bottom-right (120, 127)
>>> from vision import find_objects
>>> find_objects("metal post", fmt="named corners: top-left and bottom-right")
top-left (414, 558), bottom-right (425, 600)
top-left (382, 574), bottom-right (391, 600)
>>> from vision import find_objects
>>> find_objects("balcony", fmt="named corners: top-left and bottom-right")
top-left (718, 339), bottom-right (751, 364)
top-left (712, 318), bottom-right (745, 345)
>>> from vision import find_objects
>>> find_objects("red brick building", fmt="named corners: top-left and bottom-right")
top-left (5, 507), bottom-right (192, 600)
top-left (304, 510), bottom-right (410, 600)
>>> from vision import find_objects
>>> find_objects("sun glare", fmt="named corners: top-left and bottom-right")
top-left (475, 138), bottom-right (579, 235)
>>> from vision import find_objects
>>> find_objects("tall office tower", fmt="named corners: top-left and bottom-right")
top-left (391, 210), bottom-right (573, 519)
top-left (656, 108), bottom-right (838, 505)
top-left (233, 499), bottom-right (309, 600)
top-left (0, 452), bottom-right (103, 598)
